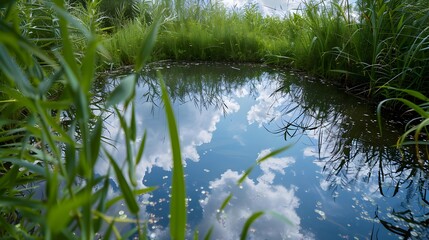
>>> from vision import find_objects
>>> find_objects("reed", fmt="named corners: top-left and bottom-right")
top-left (1, 1), bottom-right (290, 238)
top-left (0, 0), bottom-right (162, 238)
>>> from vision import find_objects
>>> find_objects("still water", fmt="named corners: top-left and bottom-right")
top-left (98, 62), bottom-right (428, 239)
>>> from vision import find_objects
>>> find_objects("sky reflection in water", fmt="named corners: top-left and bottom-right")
top-left (97, 63), bottom-right (428, 239)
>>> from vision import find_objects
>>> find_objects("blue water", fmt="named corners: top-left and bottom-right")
top-left (99, 63), bottom-right (428, 239)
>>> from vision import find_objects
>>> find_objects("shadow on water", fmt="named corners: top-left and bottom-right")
top-left (275, 72), bottom-right (429, 239)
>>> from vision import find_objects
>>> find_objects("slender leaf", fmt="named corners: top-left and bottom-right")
top-left (46, 193), bottom-right (91, 234)
top-left (136, 130), bottom-right (147, 165)
top-left (160, 77), bottom-right (186, 240)
top-left (135, 16), bottom-right (162, 71)
top-left (106, 75), bottom-right (136, 107)
top-left (218, 193), bottom-right (233, 214)
top-left (237, 166), bottom-right (254, 185)
top-left (89, 118), bottom-right (103, 167)
top-left (256, 145), bottom-right (292, 164)
top-left (240, 211), bottom-right (265, 240)
top-left (104, 150), bottom-right (139, 214)
top-left (203, 226), bottom-right (214, 240)
top-left (106, 187), bottom-right (157, 210)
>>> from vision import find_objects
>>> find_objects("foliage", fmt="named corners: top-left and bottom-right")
top-left (0, 0), bottom-right (162, 238)
top-left (97, 0), bottom-right (429, 101)
top-left (378, 87), bottom-right (429, 166)
top-left (0, 0), bottom-right (291, 238)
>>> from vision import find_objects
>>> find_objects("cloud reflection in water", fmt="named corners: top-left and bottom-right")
top-left (197, 151), bottom-right (313, 239)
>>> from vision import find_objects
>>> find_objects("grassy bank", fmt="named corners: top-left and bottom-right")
top-left (7, 0), bottom-right (428, 99)
top-left (99, 0), bottom-right (429, 101)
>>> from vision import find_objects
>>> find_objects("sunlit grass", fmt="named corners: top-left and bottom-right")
top-left (0, 0), bottom-right (293, 238)
top-left (1, 0), bottom-right (429, 238)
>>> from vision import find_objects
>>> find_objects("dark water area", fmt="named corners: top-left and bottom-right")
top-left (97, 62), bottom-right (429, 239)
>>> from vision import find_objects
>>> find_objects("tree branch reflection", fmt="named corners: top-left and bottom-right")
top-left (275, 72), bottom-right (429, 238)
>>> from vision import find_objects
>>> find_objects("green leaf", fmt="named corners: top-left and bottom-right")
top-left (256, 145), bottom-right (292, 164)
top-left (81, 37), bottom-right (98, 93)
top-left (0, 45), bottom-right (34, 97)
top-left (160, 77), bottom-right (186, 240)
top-left (106, 187), bottom-right (157, 210)
top-left (47, 193), bottom-right (91, 234)
top-left (266, 211), bottom-right (294, 226)
top-left (104, 150), bottom-right (139, 214)
top-left (135, 17), bottom-right (162, 71)
top-left (114, 107), bottom-right (136, 186)
top-left (0, 158), bottom-right (46, 177)
top-left (380, 86), bottom-right (429, 102)
top-left (95, 177), bottom-right (110, 232)
top-left (89, 118), bottom-right (103, 167)
top-left (218, 193), bottom-right (233, 214)
top-left (380, 98), bottom-right (429, 118)
top-left (237, 166), bottom-right (254, 185)
top-left (136, 130), bottom-right (147, 165)
top-left (51, 0), bottom-right (79, 83)
top-left (203, 226), bottom-right (214, 240)
top-left (193, 229), bottom-right (199, 240)
top-left (106, 75), bottom-right (136, 107)
top-left (240, 211), bottom-right (265, 240)
top-left (65, 122), bottom-right (77, 182)
top-left (237, 145), bottom-right (291, 185)
top-left (0, 196), bottom-right (43, 209)
top-left (130, 103), bottom-right (137, 141)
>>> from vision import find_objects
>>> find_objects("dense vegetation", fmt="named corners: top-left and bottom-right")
top-left (102, 0), bottom-right (429, 100)
top-left (0, 0), bottom-right (428, 238)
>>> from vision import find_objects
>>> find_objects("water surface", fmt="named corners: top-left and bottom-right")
top-left (98, 62), bottom-right (429, 239)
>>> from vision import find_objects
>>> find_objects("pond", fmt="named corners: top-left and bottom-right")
top-left (97, 62), bottom-right (429, 239)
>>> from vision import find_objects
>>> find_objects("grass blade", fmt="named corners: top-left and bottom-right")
top-left (135, 16), bottom-right (162, 71)
top-left (46, 193), bottom-right (91, 234)
top-left (256, 145), bottom-right (292, 164)
top-left (203, 226), bottom-right (214, 240)
top-left (104, 150), bottom-right (139, 214)
top-left (240, 211), bottom-right (265, 240)
top-left (160, 77), bottom-right (186, 240)
top-left (106, 187), bottom-right (157, 210)
top-left (106, 74), bottom-right (136, 108)
top-left (218, 193), bottom-right (232, 216)
top-left (136, 130), bottom-right (147, 165)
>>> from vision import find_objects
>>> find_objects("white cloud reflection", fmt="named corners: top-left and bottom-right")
top-left (97, 88), bottom-right (240, 188)
top-left (247, 81), bottom-right (287, 127)
top-left (197, 149), bottom-right (313, 239)
top-left (257, 148), bottom-right (295, 184)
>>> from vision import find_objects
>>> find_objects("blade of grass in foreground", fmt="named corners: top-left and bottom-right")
top-left (160, 76), bottom-right (186, 240)
top-left (240, 211), bottom-right (265, 240)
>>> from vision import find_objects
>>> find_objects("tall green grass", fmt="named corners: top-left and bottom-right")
top-left (378, 87), bottom-right (429, 166)
top-left (102, 2), bottom-right (292, 67)
top-left (0, 0), bottom-right (162, 238)
top-left (99, 0), bottom-right (429, 101)
top-left (1, 0), bottom-right (292, 238)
